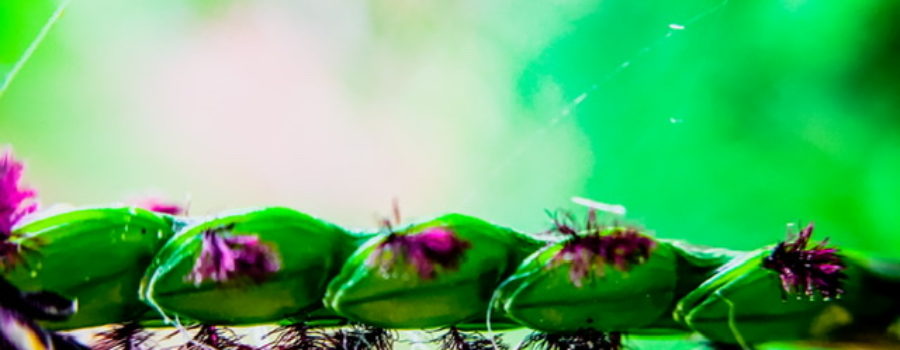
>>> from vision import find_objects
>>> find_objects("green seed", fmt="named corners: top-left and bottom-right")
top-left (140, 206), bottom-right (355, 325)
top-left (3, 207), bottom-right (175, 330)
top-left (498, 232), bottom-right (678, 333)
top-left (676, 250), bottom-right (900, 346)
top-left (324, 213), bottom-right (542, 329)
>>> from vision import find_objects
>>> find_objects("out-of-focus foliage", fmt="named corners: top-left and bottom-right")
top-left (0, 0), bottom-right (65, 95)
top-left (512, 0), bottom-right (900, 256)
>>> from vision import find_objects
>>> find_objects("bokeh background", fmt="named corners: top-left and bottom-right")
top-left (2, 0), bottom-right (899, 260)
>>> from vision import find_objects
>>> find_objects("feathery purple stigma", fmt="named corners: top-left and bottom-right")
top-left (369, 227), bottom-right (471, 280)
top-left (549, 211), bottom-right (655, 286)
top-left (763, 223), bottom-right (847, 300)
top-left (136, 198), bottom-right (185, 216)
top-left (188, 226), bottom-right (281, 285)
top-left (0, 151), bottom-right (37, 237)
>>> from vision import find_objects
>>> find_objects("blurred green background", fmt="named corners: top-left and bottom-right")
top-left (2, 0), bottom-right (899, 259)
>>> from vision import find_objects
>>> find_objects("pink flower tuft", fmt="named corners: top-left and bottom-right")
top-left (0, 150), bottom-right (38, 237)
top-left (548, 211), bottom-right (656, 287)
top-left (187, 226), bottom-right (281, 285)
top-left (552, 228), bottom-right (656, 287)
top-left (369, 227), bottom-right (471, 280)
top-left (136, 198), bottom-right (185, 216)
top-left (763, 223), bottom-right (847, 300)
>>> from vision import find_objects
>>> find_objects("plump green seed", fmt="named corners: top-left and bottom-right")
top-left (140, 206), bottom-right (356, 325)
top-left (498, 233), bottom-right (677, 333)
top-left (3, 207), bottom-right (176, 330)
top-left (325, 213), bottom-right (542, 329)
top-left (676, 250), bottom-right (900, 346)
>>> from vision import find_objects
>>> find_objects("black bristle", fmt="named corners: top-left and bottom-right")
top-left (436, 327), bottom-right (508, 350)
top-left (92, 322), bottom-right (153, 350)
top-left (263, 323), bottom-right (328, 350)
top-left (517, 330), bottom-right (622, 350)
top-left (324, 324), bottom-right (395, 350)
top-left (180, 325), bottom-right (256, 350)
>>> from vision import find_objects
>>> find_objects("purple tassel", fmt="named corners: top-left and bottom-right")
top-left (369, 227), bottom-right (471, 280)
top-left (763, 223), bottom-right (847, 300)
top-left (0, 150), bottom-right (37, 236)
top-left (188, 226), bottom-right (281, 285)
top-left (136, 197), bottom-right (185, 216)
top-left (548, 211), bottom-right (656, 287)
top-left (0, 150), bottom-right (38, 269)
